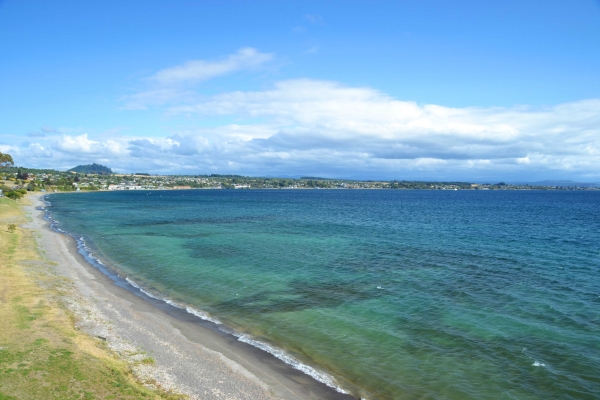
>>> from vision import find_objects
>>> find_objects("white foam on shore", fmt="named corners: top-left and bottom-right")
top-left (125, 278), bottom-right (186, 310)
top-left (232, 332), bottom-right (349, 395)
top-left (185, 306), bottom-right (222, 325)
top-left (124, 275), bottom-right (348, 394)
top-left (164, 299), bottom-right (183, 309)
top-left (125, 277), bottom-right (162, 300)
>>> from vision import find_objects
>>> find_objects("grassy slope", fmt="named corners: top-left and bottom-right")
top-left (0, 197), bottom-right (185, 400)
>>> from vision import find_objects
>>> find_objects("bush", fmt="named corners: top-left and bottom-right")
top-left (5, 190), bottom-right (23, 200)
top-left (7, 223), bottom-right (16, 233)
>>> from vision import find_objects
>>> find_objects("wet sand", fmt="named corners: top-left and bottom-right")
top-left (24, 193), bottom-right (355, 400)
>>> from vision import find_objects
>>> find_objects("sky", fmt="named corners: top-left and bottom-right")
top-left (1, 0), bottom-right (599, 182)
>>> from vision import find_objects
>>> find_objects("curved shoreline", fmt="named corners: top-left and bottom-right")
top-left (29, 193), bottom-right (357, 400)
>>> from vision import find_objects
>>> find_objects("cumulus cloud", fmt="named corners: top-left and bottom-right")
top-left (24, 142), bottom-right (53, 158)
top-left (12, 79), bottom-right (600, 181)
top-left (54, 134), bottom-right (126, 157)
top-left (169, 79), bottom-right (599, 161)
top-left (166, 79), bottom-right (600, 179)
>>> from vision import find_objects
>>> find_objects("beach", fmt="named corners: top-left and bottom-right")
top-left (16, 193), bottom-right (354, 400)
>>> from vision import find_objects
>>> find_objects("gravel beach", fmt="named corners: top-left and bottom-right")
top-left (24, 193), bottom-right (354, 400)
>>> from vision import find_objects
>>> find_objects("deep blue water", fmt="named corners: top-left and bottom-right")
top-left (46, 190), bottom-right (600, 399)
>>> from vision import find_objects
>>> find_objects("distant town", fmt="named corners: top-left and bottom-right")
top-left (1, 163), bottom-right (599, 195)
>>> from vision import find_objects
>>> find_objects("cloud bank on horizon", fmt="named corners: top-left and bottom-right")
top-left (5, 50), bottom-right (599, 181)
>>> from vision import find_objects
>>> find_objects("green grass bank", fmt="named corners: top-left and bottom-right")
top-left (0, 196), bottom-right (185, 400)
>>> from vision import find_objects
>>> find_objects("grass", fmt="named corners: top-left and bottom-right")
top-left (0, 196), bottom-right (186, 399)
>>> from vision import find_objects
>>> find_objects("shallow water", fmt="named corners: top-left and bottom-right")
top-left (46, 190), bottom-right (600, 399)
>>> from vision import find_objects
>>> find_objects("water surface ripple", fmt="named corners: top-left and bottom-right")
top-left (47, 190), bottom-right (600, 399)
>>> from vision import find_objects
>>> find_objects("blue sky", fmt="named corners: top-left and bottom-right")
top-left (1, 0), bottom-right (599, 181)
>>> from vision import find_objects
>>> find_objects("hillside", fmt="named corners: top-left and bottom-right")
top-left (68, 163), bottom-right (113, 175)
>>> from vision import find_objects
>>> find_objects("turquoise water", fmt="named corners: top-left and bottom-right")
top-left (46, 190), bottom-right (600, 399)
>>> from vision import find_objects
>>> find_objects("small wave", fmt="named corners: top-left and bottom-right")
top-left (233, 333), bottom-right (349, 394)
top-left (125, 277), bottom-right (142, 289)
top-left (117, 276), bottom-right (348, 394)
top-left (125, 278), bottom-right (184, 309)
top-left (185, 306), bottom-right (222, 325)
top-left (125, 277), bottom-right (163, 300)
top-left (532, 361), bottom-right (545, 367)
top-left (164, 299), bottom-right (183, 308)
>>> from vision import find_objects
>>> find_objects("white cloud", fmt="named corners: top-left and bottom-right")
top-left (25, 142), bottom-right (53, 158)
top-left (11, 80), bottom-right (600, 181)
top-left (166, 79), bottom-right (600, 178)
top-left (168, 79), bottom-right (541, 147)
top-left (120, 88), bottom-right (197, 110)
top-left (55, 134), bottom-right (101, 153)
top-left (121, 48), bottom-right (274, 110)
top-left (55, 134), bottom-right (126, 156)
top-left (152, 47), bottom-right (273, 86)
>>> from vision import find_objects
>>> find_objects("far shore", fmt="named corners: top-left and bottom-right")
top-left (21, 192), bottom-right (356, 400)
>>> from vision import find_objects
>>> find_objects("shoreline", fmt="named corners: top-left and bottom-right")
top-left (25, 193), bottom-right (356, 400)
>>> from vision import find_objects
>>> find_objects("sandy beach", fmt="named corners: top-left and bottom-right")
top-left (23, 193), bottom-right (354, 400)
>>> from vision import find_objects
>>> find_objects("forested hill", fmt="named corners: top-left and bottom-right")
top-left (68, 163), bottom-right (113, 175)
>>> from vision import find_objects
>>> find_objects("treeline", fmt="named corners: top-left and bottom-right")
top-left (388, 181), bottom-right (473, 189)
top-left (1, 166), bottom-right (62, 175)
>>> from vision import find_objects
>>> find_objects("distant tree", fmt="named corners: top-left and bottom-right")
top-left (0, 152), bottom-right (14, 169)
top-left (74, 175), bottom-right (80, 182)
top-left (17, 169), bottom-right (29, 180)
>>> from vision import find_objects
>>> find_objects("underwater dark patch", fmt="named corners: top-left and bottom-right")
top-left (217, 278), bottom-right (386, 314)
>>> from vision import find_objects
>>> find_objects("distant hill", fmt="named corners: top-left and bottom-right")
top-left (68, 163), bottom-right (113, 175)
top-left (300, 176), bottom-right (335, 180)
top-left (536, 180), bottom-right (600, 188)
top-left (526, 180), bottom-right (600, 188)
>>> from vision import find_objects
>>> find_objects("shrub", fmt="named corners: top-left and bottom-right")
top-left (5, 190), bottom-right (23, 200)
top-left (7, 223), bottom-right (16, 233)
